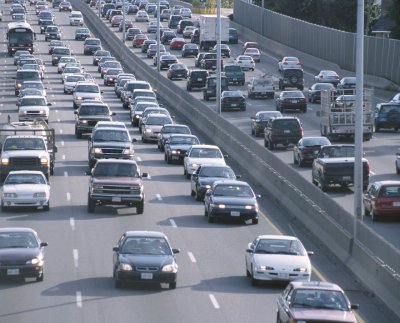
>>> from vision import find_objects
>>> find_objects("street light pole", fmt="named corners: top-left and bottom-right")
top-left (216, 0), bottom-right (221, 115)
top-left (122, 0), bottom-right (126, 44)
top-left (156, 0), bottom-right (160, 73)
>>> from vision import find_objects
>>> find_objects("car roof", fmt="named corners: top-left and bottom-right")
top-left (96, 159), bottom-right (138, 165)
top-left (124, 231), bottom-right (167, 238)
top-left (213, 180), bottom-right (249, 187)
top-left (371, 180), bottom-right (400, 187)
top-left (0, 227), bottom-right (37, 234)
top-left (256, 235), bottom-right (298, 241)
top-left (8, 170), bottom-right (46, 176)
top-left (290, 281), bottom-right (343, 291)
top-left (191, 144), bottom-right (220, 149)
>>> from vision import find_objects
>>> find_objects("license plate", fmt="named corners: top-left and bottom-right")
top-left (292, 100), bottom-right (298, 103)
top-left (314, 150), bottom-right (319, 154)
top-left (7, 269), bottom-right (20, 276)
top-left (231, 211), bottom-right (240, 217)
top-left (172, 156), bottom-right (179, 160)
top-left (278, 272), bottom-right (288, 279)
top-left (197, 78), bottom-right (203, 81)
top-left (284, 130), bottom-right (291, 134)
top-left (231, 104), bottom-right (237, 107)
top-left (233, 78), bottom-right (237, 81)
top-left (393, 202), bottom-right (400, 206)
top-left (112, 197), bottom-right (121, 202)
top-left (343, 176), bottom-right (351, 181)
top-left (141, 273), bottom-right (153, 280)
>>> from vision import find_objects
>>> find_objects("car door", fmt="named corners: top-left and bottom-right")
top-left (191, 166), bottom-right (201, 194)
top-left (278, 284), bottom-right (294, 322)
top-left (363, 184), bottom-right (377, 213)
top-left (245, 238), bottom-right (257, 272)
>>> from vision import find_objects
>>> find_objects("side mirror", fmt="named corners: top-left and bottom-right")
top-left (47, 102), bottom-right (52, 106)
top-left (235, 174), bottom-right (242, 179)
top-left (112, 246), bottom-right (119, 252)
top-left (141, 172), bottom-right (149, 178)
top-left (40, 242), bottom-right (48, 247)
top-left (351, 304), bottom-right (359, 310)
top-left (172, 248), bottom-right (180, 254)
top-left (74, 110), bottom-right (78, 114)
top-left (307, 251), bottom-right (314, 256)
top-left (132, 138), bottom-right (137, 143)
top-left (85, 170), bottom-right (92, 175)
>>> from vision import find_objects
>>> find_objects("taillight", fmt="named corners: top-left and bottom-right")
top-left (323, 163), bottom-right (327, 173)
top-left (300, 99), bottom-right (306, 103)
top-left (364, 161), bottom-right (370, 174)
top-left (300, 127), bottom-right (304, 137)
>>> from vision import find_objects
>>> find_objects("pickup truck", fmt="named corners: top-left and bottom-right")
top-left (223, 64), bottom-right (245, 85)
top-left (87, 159), bottom-right (148, 214)
top-left (200, 53), bottom-right (223, 71)
top-left (311, 144), bottom-right (370, 191)
top-left (247, 74), bottom-right (275, 99)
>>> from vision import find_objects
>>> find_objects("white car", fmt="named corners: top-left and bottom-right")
top-left (1, 171), bottom-right (50, 211)
top-left (135, 10), bottom-right (149, 22)
top-left (61, 66), bottom-right (82, 83)
top-left (243, 48), bottom-right (260, 63)
top-left (69, 10), bottom-right (84, 26)
top-left (72, 82), bottom-right (103, 109)
top-left (278, 56), bottom-right (301, 72)
top-left (64, 74), bottom-right (85, 94)
top-left (183, 144), bottom-right (227, 179)
top-left (23, 81), bottom-right (47, 97)
top-left (314, 70), bottom-right (340, 86)
top-left (234, 55), bottom-right (255, 71)
top-left (179, 7), bottom-right (192, 18)
top-left (18, 95), bottom-right (51, 122)
top-left (245, 235), bottom-right (313, 285)
top-left (93, 121), bottom-right (127, 131)
top-left (57, 56), bottom-right (77, 73)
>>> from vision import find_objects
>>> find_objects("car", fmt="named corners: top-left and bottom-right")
top-left (61, 66), bottom-right (82, 83)
top-left (74, 102), bottom-right (114, 138)
top-left (93, 121), bottom-right (127, 131)
top-left (130, 101), bottom-right (160, 126)
top-left (125, 27), bottom-right (142, 40)
top-left (112, 231), bottom-right (179, 289)
top-left (168, 14), bottom-right (182, 28)
top-left (141, 113), bottom-right (173, 143)
top-left (250, 111), bottom-right (282, 137)
top-left (157, 124), bottom-right (191, 151)
top-left (100, 61), bottom-right (122, 78)
top-left (264, 116), bottom-right (303, 150)
top-left (118, 20), bottom-right (134, 31)
top-left (315, 70), bottom-right (340, 86)
top-left (186, 69), bottom-right (208, 91)
top-left (18, 95), bottom-right (51, 122)
top-left (145, 3), bottom-right (157, 15)
top-left (20, 64), bottom-right (44, 80)
top-left (103, 68), bottom-right (123, 86)
top-left (160, 8), bottom-right (171, 21)
top-left (181, 43), bottom-right (198, 58)
top-left (141, 39), bottom-right (157, 52)
top-left (126, 4), bottom-right (138, 14)
top-left (17, 88), bottom-right (43, 106)
top-left (278, 68), bottom-right (304, 90)
top-left (337, 76), bottom-right (356, 94)
top-left (223, 64), bottom-right (245, 85)
top-left (0, 227), bottom-right (48, 281)
top-left (22, 80), bottom-right (47, 97)
top-left (57, 56), bottom-right (77, 73)
top-left (390, 93), bottom-right (400, 103)
top-left (169, 37), bottom-right (186, 50)
top-left (276, 90), bottom-right (307, 113)
top-left (243, 48), bottom-right (260, 63)
top-left (132, 34), bottom-right (148, 48)
top-left (111, 15), bottom-right (123, 27)
top-left (307, 83), bottom-right (336, 103)
top-left (167, 63), bottom-right (189, 80)
top-left (139, 106), bottom-right (169, 130)
top-left (69, 10), bottom-right (84, 26)
top-left (52, 47), bottom-right (71, 66)
top-left (83, 38), bottom-right (102, 55)
top-left (276, 281), bottom-right (359, 323)
top-left (293, 136), bottom-right (332, 167)
top-left (92, 50), bottom-right (111, 66)
top-left (204, 180), bottom-right (259, 224)
top-left (183, 144), bottom-right (227, 179)
top-left (115, 76), bottom-right (136, 97)
top-left (108, 9), bottom-right (122, 22)
top-left (44, 25), bottom-right (61, 41)
top-left (179, 7), bottom-right (191, 18)
top-left (190, 28), bottom-right (199, 43)
top-left (147, 21), bottom-right (162, 33)
top-left (241, 41), bottom-right (259, 54)
top-left (135, 10), bottom-right (149, 22)
top-left (48, 40), bottom-right (64, 55)
top-left (203, 75), bottom-right (229, 101)
top-left (97, 56), bottom-right (117, 72)
top-left (158, 54), bottom-right (178, 70)
top-left (39, 19), bottom-right (53, 33)
top-left (161, 30), bottom-right (177, 44)
top-left (12, 13), bottom-right (26, 21)
top-left (211, 44), bottom-right (231, 58)
top-left (363, 181), bottom-right (400, 221)
top-left (64, 74), bottom-right (85, 94)
top-left (75, 27), bottom-right (91, 41)
top-left (245, 235), bottom-right (313, 285)
top-left (58, 1), bottom-right (72, 11)
top-left (147, 44), bottom-right (166, 58)
top-left (122, 80), bottom-right (152, 108)
top-left (233, 55), bottom-right (255, 71)
top-left (13, 50), bottom-right (31, 65)
top-left (278, 56), bottom-right (302, 72)
top-left (1, 171), bottom-right (50, 211)
top-left (228, 27), bottom-right (238, 44)
top-left (14, 70), bottom-right (41, 96)
top-left (182, 25), bottom-right (196, 38)
top-left (72, 82), bottom-right (103, 109)
top-left (176, 19), bottom-right (194, 34)
top-left (221, 90), bottom-right (246, 111)
top-left (52, 0), bottom-right (62, 8)
top-left (374, 102), bottom-right (400, 132)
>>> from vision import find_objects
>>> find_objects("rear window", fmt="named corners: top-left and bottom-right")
top-left (17, 71), bottom-right (40, 80)
top-left (380, 105), bottom-right (400, 114)
top-left (225, 65), bottom-right (242, 72)
top-left (273, 119), bottom-right (300, 129)
top-left (378, 186), bottom-right (400, 198)
top-left (284, 69), bottom-right (302, 77)
top-left (75, 85), bottom-right (100, 93)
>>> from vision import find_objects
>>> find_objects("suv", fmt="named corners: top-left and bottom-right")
top-left (176, 19), bottom-right (194, 34)
top-left (14, 70), bottom-right (41, 96)
top-left (223, 64), bottom-right (245, 85)
top-left (44, 25), bottom-right (61, 42)
top-left (69, 10), bottom-right (83, 26)
top-left (18, 95), bottom-right (51, 122)
top-left (228, 28), bottom-right (238, 44)
top-left (72, 82), bottom-right (103, 109)
top-left (83, 38), bottom-right (102, 55)
top-left (87, 159), bottom-right (148, 214)
top-left (278, 68), bottom-right (304, 90)
top-left (263, 116), bottom-right (303, 150)
top-left (168, 14), bottom-right (182, 28)
top-left (74, 102), bottom-right (114, 138)
top-left (186, 69), bottom-right (208, 91)
top-left (203, 75), bottom-right (229, 101)
top-left (374, 102), bottom-right (400, 132)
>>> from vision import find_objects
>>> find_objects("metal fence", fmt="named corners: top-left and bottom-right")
top-left (233, 0), bottom-right (400, 86)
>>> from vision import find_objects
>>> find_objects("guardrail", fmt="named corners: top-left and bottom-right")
top-left (71, 0), bottom-right (400, 317)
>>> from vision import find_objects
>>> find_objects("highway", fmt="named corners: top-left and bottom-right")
top-left (0, 2), bottom-right (397, 323)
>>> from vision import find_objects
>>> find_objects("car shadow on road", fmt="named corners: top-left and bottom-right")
top-left (161, 214), bottom-right (255, 229)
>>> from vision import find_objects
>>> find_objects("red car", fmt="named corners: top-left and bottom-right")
top-left (169, 38), bottom-right (186, 50)
top-left (111, 15), bottom-right (123, 27)
top-left (363, 180), bottom-right (400, 221)
top-left (119, 21), bottom-right (134, 32)
top-left (132, 34), bottom-right (148, 48)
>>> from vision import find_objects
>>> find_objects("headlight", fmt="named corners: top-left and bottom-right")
top-left (80, 120), bottom-right (88, 124)
top-left (171, 150), bottom-right (178, 154)
top-left (204, 184), bottom-right (211, 189)
top-left (26, 256), bottom-right (43, 265)
top-left (17, 83), bottom-right (22, 88)
top-left (256, 265), bottom-right (274, 271)
top-left (217, 204), bottom-right (226, 209)
top-left (161, 262), bottom-right (178, 273)
top-left (3, 192), bottom-right (17, 198)
top-left (122, 149), bottom-right (131, 154)
top-left (135, 115), bottom-right (140, 119)
top-left (118, 263), bottom-right (133, 271)
top-left (245, 205), bottom-right (254, 210)
top-left (190, 163), bottom-right (198, 168)
top-left (33, 192), bottom-right (47, 198)
top-left (1, 158), bottom-right (9, 166)
top-left (76, 96), bottom-right (82, 100)
top-left (145, 128), bottom-right (152, 133)
top-left (40, 157), bottom-right (48, 165)
top-left (91, 147), bottom-right (102, 154)
top-left (294, 267), bottom-right (308, 272)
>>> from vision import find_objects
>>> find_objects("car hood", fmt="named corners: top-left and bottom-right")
top-left (19, 105), bottom-right (49, 110)
top-left (2, 150), bottom-right (46, 157)
top-left (119, 254), bottom-right (173, 267)
top-left (92, 177), bottom-right (141, 185)
top-left (3, 184), bottom-right (49, 194)
top-left (144, 125), bottom-right (163, 131)
top-left (91, 141), bottom-right (131, 149)
top-left (211, 196), bottom-right (256, 206)
top-left (291, 308), bottom-right (356, 322)
top-left (253, 254), bottom-right (310, 269)
top-left (187, 157), bottom-right (226, 166)
top-left (0, 248), bottom-right (40, 262)
top-left (199, 177), bottom-right (229, 185)
top-left (78, 116), bottom-right (111, 120)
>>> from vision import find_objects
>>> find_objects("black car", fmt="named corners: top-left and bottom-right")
top-left (307, 83), bottom-right (335, 103)
top-left (337, 76), bottom-right (356, 94)
top-left (44, 25), bottom-right (61, 41)
top-left (164, 134), bottom-right (200, 164)
top-left (204, 180), bottom-right (259, 224)
top-left (157, 124), bottom-right (191, 151)
top-left (161, 30), bottom-right (176, 44)
top-left (250, 111), bottom-right (282, 137)
top-left (203, 75), bottom-right (229, 101)
top-left (228, 27), bottom-right (238, 44)
top-left (92, 50), bottom-right (111, 65)
top-left (276, 90), bottom-right (307, 113)
top-left (221, 90), bottom-right (246, 111)
top-left (176, 19), bottom-right (194, 34)
top-left (75, 27), bottom-right (91, 41)
top-left (181, 43), bottom-right (199, 58)
top-left (51, 46), bottom-right (71, 65)
top-left (167, 63), bottom-right (189, 80)
top-left (168, 14), bottom-right (182, 28)
top-left (39, 19), bottom-right (53, 33)
top-left (186, 69), bottom-right (208, 91)
top-left (0, 227), bottom-right (48, 282)
top-left (141, 39), bottom-right (157, 53)
top-left (190, 164), bottom-right (238, 201)
top-left (88, 127), bottom-right (136, 168)
top-left (159, 55), bottom-right (178, 70)
top-left (278, 68), bottom-right (304, 90)
top-left (83, 38), bottom-right (102, 55)
top-left (194, 52), bottom-right (205, 68)
top-left (74, 103), bottom-right (115, 138)
top-left (113, 231), bottom-right (179, 289)
top-left (293, 136), bottom-right (332, 167)
top-left (264, 116), bottom-right (303, 150)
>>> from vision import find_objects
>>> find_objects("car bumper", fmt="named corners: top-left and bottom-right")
top-left (2, 197), bottom-right (49, 208)
top-left (1, 166), bottom-right (49, 178)
top-left (90, 193), bottom-right (144, 204)
top-left (209, 207), bottom-right (258, 220)
top-left (252, 269), bottom-right (310, 282)
top-left (90, 154), bottom-right (134, 163)
top-left (19, 114), bottom-right (48, 122)
top-left (0, 264), bottom-right (44, 279)
top-left (279, 103), bottom-right (307, 110)
top-left (142, 132), bottom-right (160, 141)
top-left (76, 124), bottom-right (95, 133)
top-left (115, 270), bottom-right (177, 284)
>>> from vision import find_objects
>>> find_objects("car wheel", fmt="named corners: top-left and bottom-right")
top-left (207, 211), bottom-right (214, 223)
top-left (114, 270), bottom-right (122, 288)
top-left (364, 207), bottom-right (370, 216)
top-left (43, 203), bottom-right (50, 211)
top-left (169, 282), bottom-right (177, 289)
top-left (371, 210), bottom-right (379, 222)
top-left (87, 195), bottom-right (95, 213)
top-left (36, 272), bottom-right (44, 282)
top-left (268, 140), bottom-right (275, 150)
top-left (195, 190), bottom-right (202, 201)
top-left (136, 200), bottom-right (144, 214)
top-left (252, 218), bottom-right (258, 225)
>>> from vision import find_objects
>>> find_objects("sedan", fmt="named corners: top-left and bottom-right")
top-left (59, 1), bottom-right (72, 11)
top-left (141, 113), bottom-right (173, 143)
top-left (170, 38), bottom-right (186, 50)
top-left (184, 144), bottom-right (227, 178)
top-left (161, 30), bottom-right (177, 44)
top-left (221, 90), bottom-right (246, 111)
top-left (135, 10), bottom-right (149, 22)
top-left (307, 82), bottom-right (335, 103)
top-left (337, 76), bottom-right (356, 94)
top-left (278, 56), bottom-right (301, 72)
top-left (113, 231), bottom-right (179, 289)
top-left (250, 111), bottom-right (282, 137)
top-left (277, 281), bottom-right (359, 323)
top-left (147, 44), bottom-right (166, 58)
top-left (159, 54), bottom-right (178, 70)
top-left (157, 124), bottom-right (191, 151)
top-left (75, 27), bottom-right (91, 40)
top-left (245, 235), bottom-right (313, 285)
top-left (181, 43), bottom-right (199, 58)
top-left (132, 33), bottom-right (148, 48)
top-left (243, 48), bottom-right (260, 62)
top-left (1, 171), bottom-right (50, 211)
top-left (211, 44), bottom-right (231, 58)
top-left (0, 227), bottom-right (48, 282)
top-left (104, 68), bottom-right (123, 86)
top-left (276, 90), bottom-right (307, 113)
top-left (363, 181), bottom-right (400, 221)
top-left (191, 164), bottom-right (238, 201)
top-left (167, 63), bottom-right (189, 80)
top-left (147, 21), bottom-right (162, 33)
top-left (64, 74), bottom-right (85, 94)
top-left (111, 15), bottom-right (123, 27)
top-left (125, 27), bottom-right (142, 40)
top-left (118, 20), bottom-right (134, 31)
top-left (293, 136), bottom-right (332, 166)
top-left (234, 55), bottom-right (255, 71)
top-left (314, 70), bottom-right (340, 86)
top-left (204, 180), bottom-right (259, 224)
top-left (164, 134), bottom-right (199, 164)
top-left (92, 50), bottom-right (111, 65)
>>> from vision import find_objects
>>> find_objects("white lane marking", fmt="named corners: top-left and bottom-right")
top-left (70, 217), bottom-right (75, 231)
top-left (76, 291), bottom-right (83, 308)
top-left (209, 294), bottom-right (220, 309)
top-left (55, 110), bottom-right (58, 113)
top-left (370, 171), bottom-right (376, 175)
top-left (57, 118), bottom-right (61, 122)
top-left (73, 249), bottom-right (79, 268)
top-left (51, 94), bottom-right (55, 98)
top-left (147, 174), bottom-right (152, 180)
top-left (61, 141), bottom-right (65, 146)
top-left (169, 219), bottom-right (177, 228)
top-left (66, 193), bottom-right (71, 201)
top-left (62, 154), bottom-right (66, 160)
top-left (156, 194), bottom-right (162, 201)
top-left (136, 156), bottom-right (142, 161)
top-left (59, 129), bottom-right (63, 134)
top-left (64, 171), bottom-right (68, 177)
top-left (187, 252), bottom-right (197, 263)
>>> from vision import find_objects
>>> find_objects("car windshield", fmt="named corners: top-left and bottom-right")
top-left (258, 112), bottom-right (281, 120)
top-left (213, 184), bottom-right (253, 197)
top-left (76, 85), bottom-right (99, 93)
top-left (291, 289), bottom-right (348, 311)
top-left (255, 238), bottom-right (306, 255)
top-left (92, 130), bottom-right (129, 142)
top-left (63, 67), bottom-right (81, 74)
top-left (60, 57), bottom-right (75, 63)
top-left (20, 98), bottom-right (46, 106)
top-left (199, 167), bottom-right (234, 178)
top-left (146, 116), bottom-right (171, 125)
top-left (66, 75), bottom-right (85, 82)
top-left (94, 163), bottom-right (138, 177)
top-left (170, 136), bottom-right (198, 145)
top-left (302, 138), bottom-right (331, 146)
top-left (190, 148), bottom-right (222, 158)
top-left (20, 89), bottom-right (42, 96)
top-left (0, 232), bottom-right (39, 249)
top-left (17, 71), bottom-right (40, 80)
top-left (380, 105), bottom-right (400, 114)
top-left (282, 91), bottom-right (304, 98)
top-left (86, 39), bottom-right (100, 45)
top-left (5, 173), bottom-right (46, 185)
top-left (54, 49), bottom-right (70, 55)
top-left (163, 127), bottom-right (189, 134)
top-left (121, 237), bottom-right (171, 255)
top-left (79, 106), bottom-right (108, 115)
top-left (4, 138), bottom-right (46, 151)
top-left (24, 82), bottom-right (44, 90)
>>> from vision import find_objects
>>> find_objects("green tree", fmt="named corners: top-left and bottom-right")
top-left (388, 0), bottom-right (400, 38)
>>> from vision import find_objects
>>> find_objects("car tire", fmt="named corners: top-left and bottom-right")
top-left (43, 203), bottom-right (50, 211)
top-left (364, 207), bottom-right (370, 216)
top-left (252, 218), bottom-right (258, 225)
top-left (195, 190), bottom-right (202, 201)
top-left (371, 210), bottom-right (379, 222)
top-left (36, 272), bottom-right (44, 282)
top-left (87, 195), bottom-right (95, 213)
top-left (169, 282), bottom-right (177, 289)
top-left (136, 200), bottom-right (144, 214)
top-left (114, 270), bottom-right (122, 288)
top-left (207, 211), bottom-right (214, 223)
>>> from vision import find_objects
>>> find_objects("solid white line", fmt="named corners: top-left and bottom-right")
top-left (61, 141), bottom-right (65, 146)
top-left (73, 249), bottom-right (79, 268)
top-left (76, 291), bottom-right (82, 308)
top-left (70, 217), bottom-right (75, 231)
top-left (62, 154), bottom-right (66, 160)
top-left (64, 171), bottom-right (68, 177)
top-left (187, 252), bottom-right (197, 263)
top-left (66, 193), bottom-right (71, 201)
top-left (156, 194), bottom-right (162, 201)
top-left (169, 219), bottom-right (177, 228)
top-left (209, 294), bottom-right (220, 309)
